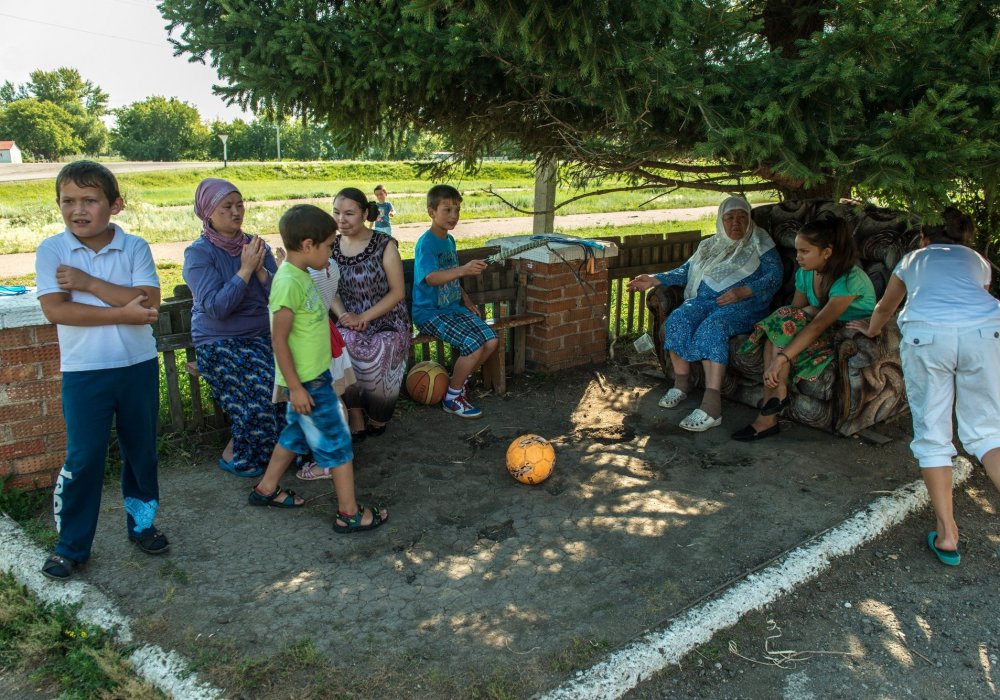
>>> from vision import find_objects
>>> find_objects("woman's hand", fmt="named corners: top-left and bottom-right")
top-left (802, 305), bottom-right (820, 319)
top-left (627, 274), bottom-right (659, 293)
top-left (763, 354), bottom-right (789, 389)
top-left (716, 286), bottom-right (751, 306)
top-left (338, 312), bottom-right (368, 331)
top-left (239, 236), bottom-right (265, 277)
top-left (846, 319), bottom-right (878, 338)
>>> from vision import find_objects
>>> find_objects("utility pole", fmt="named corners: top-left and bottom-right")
top-left (275, 122), bottom-right (281, 160)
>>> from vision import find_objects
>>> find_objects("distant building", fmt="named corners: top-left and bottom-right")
top-left (0, 141), bottom-right (22, 164)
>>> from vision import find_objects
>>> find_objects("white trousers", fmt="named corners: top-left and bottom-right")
top-left (900, 320), bottom-right (1000, 467)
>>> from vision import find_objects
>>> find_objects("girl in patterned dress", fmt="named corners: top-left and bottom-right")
top-left (331, 187), bottom-right (411, 440)
top-left (733, 214), bottom-right (875, 441)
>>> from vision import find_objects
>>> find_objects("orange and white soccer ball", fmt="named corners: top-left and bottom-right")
top-left (505, 434), bottom-right (555, 485)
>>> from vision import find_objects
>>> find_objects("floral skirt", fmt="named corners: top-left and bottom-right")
top-left (738, 306), bottom-right (836, 382)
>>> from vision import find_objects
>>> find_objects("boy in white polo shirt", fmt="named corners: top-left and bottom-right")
top-left (34, 160), bottom-right (168, 580)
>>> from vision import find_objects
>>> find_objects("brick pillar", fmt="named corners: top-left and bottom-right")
top-left (499, 236), bottom-right (618, 373)
top-left (0, 292), bottom-right (64, 492)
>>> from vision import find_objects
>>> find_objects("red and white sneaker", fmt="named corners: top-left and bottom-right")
top-left (442, 393), bottom-right (483, 419)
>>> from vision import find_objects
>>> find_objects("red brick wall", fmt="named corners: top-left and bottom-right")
top-left (0, 324), bottom-right (63, 491)
top-left (515, 258), bottom-right (611, 373)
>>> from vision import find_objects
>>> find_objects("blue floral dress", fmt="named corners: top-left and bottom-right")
top-left (654, 247), bottom-right (783, 365)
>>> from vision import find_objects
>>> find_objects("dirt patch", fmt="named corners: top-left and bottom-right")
top-left (626, 465), bottom-right (1000, 699)
top-left (40, 345), bottom-right (949, 698)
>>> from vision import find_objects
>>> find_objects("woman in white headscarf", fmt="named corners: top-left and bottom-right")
top-left (628, 196), bottom-right (783, 431)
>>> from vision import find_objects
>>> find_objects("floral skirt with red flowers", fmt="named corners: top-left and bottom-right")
top-left (737, 306), bottom-right (836, 382)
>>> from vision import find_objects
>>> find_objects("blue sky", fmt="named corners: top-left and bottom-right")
top-left (0, 0), bottom-right (249, 121)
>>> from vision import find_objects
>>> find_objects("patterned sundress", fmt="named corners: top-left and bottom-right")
top-left (333, 232), bottom-right (411, 425)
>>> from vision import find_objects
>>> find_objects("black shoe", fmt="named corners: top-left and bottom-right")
top-left (41, 554), bottom-right (80, 580)
top-left (760, 395), bottom-right (791, 416)
top-left (351, 431), bottom-right (367, 444)
top-left (365, 424), bottom-right (387, 437)
top-left (732, 423), bottom-right (780, 442)
top-left (129, 527), bottom-right (170, 555)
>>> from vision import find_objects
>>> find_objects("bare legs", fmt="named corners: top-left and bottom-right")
top-left (750, 339), bottom-right (791, 432)
top-left (450, 338), bottom-right (499, 391)
top-left (926, 447), bottom-right (1000, 553)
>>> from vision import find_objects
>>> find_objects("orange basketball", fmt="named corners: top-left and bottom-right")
top-left (405, 361), bottom-right (449, 405)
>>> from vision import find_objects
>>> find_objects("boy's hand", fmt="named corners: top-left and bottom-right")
top-left (465, 301), bottom-right (482, 318)
top-left (56, 265), bottom-right (94, 293)
top-left (289, 385), bottom-right (314, 415)
top-left (461, 259), bottom-right (487, 277)
top-left (121, 294), bottom-right (159, 325)
top-left (274, 247), bottom-right (286, 266)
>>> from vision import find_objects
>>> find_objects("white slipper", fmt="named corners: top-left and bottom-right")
top-left (658, 388), bottom-right (687, 408)
top-left (679, 408), bottom-right (722, 432)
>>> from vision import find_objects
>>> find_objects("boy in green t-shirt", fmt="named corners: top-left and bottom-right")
top-left (250, 204), bottom-right (388, 533)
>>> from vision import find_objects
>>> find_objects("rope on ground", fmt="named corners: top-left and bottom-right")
top-left (727, 619), bottom-right (860, 668)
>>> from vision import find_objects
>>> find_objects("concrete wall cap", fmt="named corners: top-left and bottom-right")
top-left (485, 234), bottom-right (619, 264)
top-left (0, 288), bottom-right (48, 329)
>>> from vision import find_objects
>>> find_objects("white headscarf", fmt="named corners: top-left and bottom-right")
top-left (683, 197), bottom-right (775, 300)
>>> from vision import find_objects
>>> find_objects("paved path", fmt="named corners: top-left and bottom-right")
top-left (0, 206), bottom-right (717, 278)
top-left (0, 161), bottom-right (248, 183)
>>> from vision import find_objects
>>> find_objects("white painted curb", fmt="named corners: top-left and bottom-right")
top-left (0, 515), bottom-right (225, 700)
top-left (539, 457), bottom-right (974, 700)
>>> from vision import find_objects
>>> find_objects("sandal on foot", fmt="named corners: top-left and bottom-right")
top-left (760, 395), bottom-right (791, 416)
top-left (249, 485), bottom-right (304, 508)
top-left (351, 431), bottom-right (367, 444)
top-left (679, 408), bottom-right (722, 432)
top-left (365, 423), bottom-right (387, 437)
top-left (927, 531), bottom-right (960, 566)
top-left (218, 458), bottom-right (264, 479)
top-left (333, 504), bottom-right (388, 534)
top-left (129, 527), bottom-right (170, 555)
top-left (41, 554), bottom-right (80, 580)
top-left (658, 387), bottom-right (687, 408)
top-left (296, 463), bottom-right (333, 481)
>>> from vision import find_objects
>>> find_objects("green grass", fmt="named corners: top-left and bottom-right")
top-left (0, 481), bottom-right (163, 699)
top-left (0, 160), bottom-right (754, 254)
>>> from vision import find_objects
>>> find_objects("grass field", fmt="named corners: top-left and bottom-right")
top-left (0, 161), bottom-right (738, 254)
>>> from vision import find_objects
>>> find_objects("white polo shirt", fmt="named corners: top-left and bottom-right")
top-left (35, 225), bottom-right (160, 372)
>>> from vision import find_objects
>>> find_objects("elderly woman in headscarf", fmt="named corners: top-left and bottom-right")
top-left (628, 196), bottom-right (783, 432)
top-left (182, 178), bottom-right (282, 477)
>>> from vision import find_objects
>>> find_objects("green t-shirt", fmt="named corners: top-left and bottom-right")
top-left (268, 263), bottom-right (330, 386)
top-left (795, 265), bottom-right (877, 322)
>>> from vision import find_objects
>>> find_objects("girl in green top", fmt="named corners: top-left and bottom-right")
top-left (734, 215), bottom-right (876, 441)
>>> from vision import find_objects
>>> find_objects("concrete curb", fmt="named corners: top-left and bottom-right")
top-left (538, 457), bottom-right (973, 700)
top-left (0, 516), bottom-right (225, 700)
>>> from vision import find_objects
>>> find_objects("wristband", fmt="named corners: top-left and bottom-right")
top-left (777, 351), bottom-right (791, 363)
